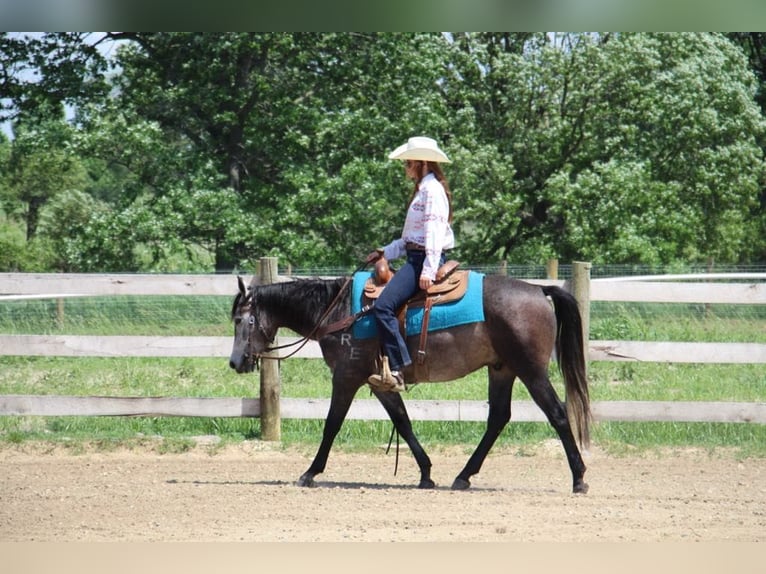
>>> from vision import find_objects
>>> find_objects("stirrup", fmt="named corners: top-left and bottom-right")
top-left (367, 357), bottom-right (405, 393)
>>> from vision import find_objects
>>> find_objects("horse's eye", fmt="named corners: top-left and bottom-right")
top-left (234, 317), bottom-right (242, 325)
top-left (248, 316), bottom-right (255, 326)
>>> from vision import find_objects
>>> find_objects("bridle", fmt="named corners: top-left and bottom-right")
top-left (239, 272), bottom-right (361, 370)
top-left (232, 295), bottom-right (265, 372)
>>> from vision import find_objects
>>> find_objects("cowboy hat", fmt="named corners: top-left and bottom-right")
top-left (388, 136), bottom-right (451, 163)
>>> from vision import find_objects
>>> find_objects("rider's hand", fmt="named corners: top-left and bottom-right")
top-left (419, 275), bottom-right (433, 290)
top-left (366, 249), bottom-right (383, 264)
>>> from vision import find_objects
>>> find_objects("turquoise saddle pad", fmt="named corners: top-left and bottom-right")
top-left (351, 270), bottom-right (485, 340)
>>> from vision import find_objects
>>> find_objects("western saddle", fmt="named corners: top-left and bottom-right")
top-left (363, 256), bottom-right (468, 364)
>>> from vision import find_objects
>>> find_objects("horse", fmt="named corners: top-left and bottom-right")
top-left (229, 271), bottom-right (592, 493)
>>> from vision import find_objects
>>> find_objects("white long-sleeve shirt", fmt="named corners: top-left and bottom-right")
top-left (381, 172), bottom-right (455, 280)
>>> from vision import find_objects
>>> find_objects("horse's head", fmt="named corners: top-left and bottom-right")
top-left (229, 276), bottom-right (278, 373)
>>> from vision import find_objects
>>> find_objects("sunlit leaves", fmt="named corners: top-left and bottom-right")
top-left (451, 32), bottom-right (765, 265)
top-left (3, 32), bottom-right (765, 271)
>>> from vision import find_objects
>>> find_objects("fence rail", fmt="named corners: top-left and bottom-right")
top-left (1, 265), bottom-right (764, 426)
top-left (0, 335), bottom-right (763, 364)
top-left (1, 394), bottom-right (764, 424)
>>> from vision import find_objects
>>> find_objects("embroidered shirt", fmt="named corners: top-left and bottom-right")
top-left (381, 172), bottom-right (455, 280)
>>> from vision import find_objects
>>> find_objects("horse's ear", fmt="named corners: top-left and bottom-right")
top-left (237, 275), bottom-right (247, 296)
top-left (247, 275), bottom-right (260, 289)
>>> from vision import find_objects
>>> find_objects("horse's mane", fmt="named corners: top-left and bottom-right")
top-left (233, 277), bottom-right (350, 331)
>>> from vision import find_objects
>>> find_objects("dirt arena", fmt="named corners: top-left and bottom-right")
top-left (1, 440), bottom-right (764, 542)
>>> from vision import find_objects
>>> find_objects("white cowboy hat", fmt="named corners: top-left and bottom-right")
top-left (388, 136), bottom-right (451, 163)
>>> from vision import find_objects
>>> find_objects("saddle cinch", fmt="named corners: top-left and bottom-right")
top-left (365, 257), bottom-right (468, 364)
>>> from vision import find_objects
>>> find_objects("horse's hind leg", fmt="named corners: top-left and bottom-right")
top-left (523, 373), bottom-right (588, 494)
top-left (374, 391), bottom-right (435, 489)
top-left (452, 366), bottom-right (515, 490)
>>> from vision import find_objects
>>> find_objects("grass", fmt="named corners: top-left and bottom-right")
top-left (0, 295), bottom-right (764, 455)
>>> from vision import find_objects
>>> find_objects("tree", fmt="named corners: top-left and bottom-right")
top-left (0, 32), bottom-right (110, 125)
top-left (446, 32), bottom-right (765, 265)
top-left (726, 32), bottom-right (766, 262)
top-left (4, 32), bottom-right (765, 271)
top-left (4, 117), bottom-right (89, 240)
top-left (727, 33), bottom-right (766, 115)
top-left (101, 32), bottom-right (458, 270)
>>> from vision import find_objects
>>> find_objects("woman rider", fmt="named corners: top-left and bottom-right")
top-left (366, 136), bottom-right (454, 392)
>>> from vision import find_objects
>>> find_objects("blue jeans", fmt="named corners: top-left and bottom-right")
top-left (372, 250), bottom-right (445, 371)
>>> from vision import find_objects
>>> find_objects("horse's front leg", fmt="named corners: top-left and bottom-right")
top-left (373, 390), bottom-right (435, 489)
top-left (297, 375), bottom-right (357, 487)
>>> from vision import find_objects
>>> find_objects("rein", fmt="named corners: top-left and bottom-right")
top-left (253, 261), bottom-right (370, 362)
top-left (260, 276), bottom-right (352, 360)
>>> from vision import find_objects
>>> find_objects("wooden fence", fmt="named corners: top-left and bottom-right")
top-left (1, 260), bottom-right (765, 434)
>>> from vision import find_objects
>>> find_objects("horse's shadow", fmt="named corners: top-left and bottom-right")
top-left (165, 478), bottom-right (504, 492)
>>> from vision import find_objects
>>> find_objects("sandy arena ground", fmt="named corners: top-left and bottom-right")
top-left (1, 440), bottom-right (764, 542)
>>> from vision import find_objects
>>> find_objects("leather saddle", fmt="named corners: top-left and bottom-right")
top-left (363, 257), bottom-right (467, 366)
top-left (363, 258), bottom-right (467, 307)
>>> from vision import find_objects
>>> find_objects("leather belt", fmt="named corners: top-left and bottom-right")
top-left (405, 242), bottom-right (425, 251)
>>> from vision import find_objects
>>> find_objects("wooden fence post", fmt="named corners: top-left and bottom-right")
top-left (546, 259), bottom-right (559, 280)
top-left (571, 261), bottom-right (591, 359)
top-left (56, 298), bottom-right (65, 329)
top-left (259, 256), bottom-right (281, 441)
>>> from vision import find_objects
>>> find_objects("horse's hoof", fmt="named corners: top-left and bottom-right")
top-left (451, 478), bottom-right (471, 491)
top-left (573, 481), bottom-right (589, 494)
top-left (418, 479), bottom-right (436, 489)
top-left (297, 474), bottom-right (316, 488)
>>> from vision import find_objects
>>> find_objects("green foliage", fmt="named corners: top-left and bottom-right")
top-left (451, 33), bottom-right (765, 265)
top-left (547, 161), bottom-right (695, 263)
top-left (3, 118), bottom-right (91, 242)
top-left (0, 215), bottom-right (27, 270)
top-left (2, 32), bottom-right (765, 271)
top-left (0, 32), bottom-right (110, 125)
top-left (35, 189), bottom-right (107, 271)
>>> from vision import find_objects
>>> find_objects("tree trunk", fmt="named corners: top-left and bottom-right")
top-left (214, 241), bottom-right (240, 273)
top-left (25, 198), bottom-right (43, 241)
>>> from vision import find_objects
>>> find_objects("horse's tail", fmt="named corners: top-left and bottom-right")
top-left (541, 285), bottom-right (592, 449)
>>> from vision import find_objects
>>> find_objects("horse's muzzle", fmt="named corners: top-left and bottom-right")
top-left (229, 354), bottom-right (258, 374)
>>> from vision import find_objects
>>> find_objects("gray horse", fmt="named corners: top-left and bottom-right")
top-left (229, 273), bottom-right (591, 493)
